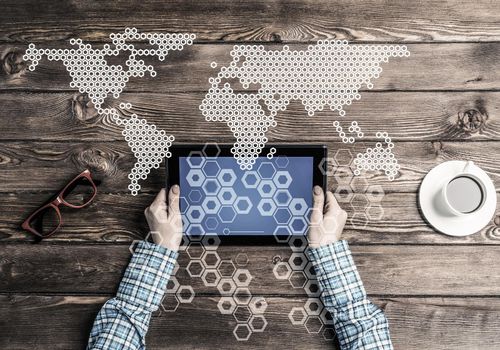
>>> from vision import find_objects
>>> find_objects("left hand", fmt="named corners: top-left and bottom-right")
top-left (144, 185), bottom-right (183, 251)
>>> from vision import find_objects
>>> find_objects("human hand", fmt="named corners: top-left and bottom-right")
top-left (144, 185), bottom-right (183, 251)
top-left (308, 185), bottom-right (348, 249)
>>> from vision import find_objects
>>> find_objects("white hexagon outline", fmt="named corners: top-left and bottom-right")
top-left (186, 205), bottom-right (205, 224)
top-left (201, 268), bottom-right (221, 287)
top-left (186, 242), bottom-right (205, 260)
top-left (233, 269), bottom-right (253, 287)
top-left (202, 250), bottom-right (221, 269)
top-left (233, 196), bottom-right (253, 214)
top-left (288, 306), bottom-right (307, 325)
top-left (334, 149), bottom-right (353, 166)
top-left (217, 259), bottom-right (236, 278)
top-left (288, 216), bottom-right (308, 234)
top-left (177, 285), bottom-right (195, 303)
top-left (273, 207), bottom-right (293, 225)
top-left (249, 296), bottom-right (268, 315)
top-left (305, 279), bottom-right (321, 297)
top-left (257, 179), bottom-right (277, 198)
top-left (288, 270), bottom-right (307, 289)
top-left (185, 223), bottom-right (206, 236)
top-left (202, 159), bottom-right (222, 177)
top-left (305, 298), bottom-right (323, 316)
top-left (288, 235), bottom-right (308, 252)
top-left (233, 324), bottom-right (251, 341)
top-left (217, 277), bottom-right (236, 296)
top-left (218, 168), bottom-right (237, 187)
top-left (234, 287), bottom-right (252, 305)
top-left (273, 225), bottom-right (291, 243)
top-left (160, 293), bottom-right (180, 312)
top-left (366, 204), bottom-right (384, 221)
top-left (289, 252), bottom-right (308, 271)
top-left (273, 189), bottom-right (293, 206)
top-left (241, 170), bottom-right (261, 189)
top-left (186, 169), bottom-right (205, 187)
top-left (217, 205), bottom-right (237, 223)
top-left (202, 143), bottom-right (221, 159)
top-left (217, 187), bottom-right (238, 205)
top-left (201, 234), bottom-right (220, 251)
top-left (166, 276), bottom-right (180, 293)
top-left (202, 178), bottom-right (222, 195)
top-left (272, 170), bottom-right (292, 189)
top-left (273, 261), bottom-right (292, 280)
top-left (204, 217), bottom-right (220, 231)
top-left (249, 314), bottom-right (268, 333)
top-left (289, 198), bottom-right (308, 216)
top-left (275, 155), bottom-right (289, 168)
top-left (233, 305), bottom-right (252, 323)
top-left (305, 315), bottom-right (324, 334)
top-left (186, 151), bottom-right (206, 169)
top-left (218, 296), bottom-right (236, 315)
top-left (188, 189), bottom-right (203, 203)
top-left (257, 198), bottom-right (277, 216)
top-left (366, 185), bottom-right (385, 202)
top-left (201, 196), bottom-right (221, 214)
top-left (257, 161), bottom-right (277, 179)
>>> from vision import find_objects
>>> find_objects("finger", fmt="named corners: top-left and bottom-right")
top-left (151, 188), bottom-right (167, 208)
top-left (310, 186), bottom-right (324, 224)
top-left (324, 191), bottom-right (341, 215)
top-left (168, 184), bottom-right (180, 214)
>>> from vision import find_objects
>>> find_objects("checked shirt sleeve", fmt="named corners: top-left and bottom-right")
top-left (308, 240), bottom-right (393, 350)
top-left (87, 240), bottom-right (178, 350)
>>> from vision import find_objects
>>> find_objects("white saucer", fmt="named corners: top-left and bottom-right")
top-left (419, 160), bottom-right (497, 236)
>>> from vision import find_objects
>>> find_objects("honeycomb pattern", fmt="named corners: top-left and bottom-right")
top-left (131, 231), bottom-right (267, 341)
top-left (183, 152), bottom-right (309, 238)
top-left (276, 153), bottom-right (386, 334)
top-left (200, 40), bottom-right (409, 170)
top-left (107, 105), bottom-right (175, 195)
top-left (23, 28), bottom-right (195, 114)
top-left (354, 132), bottom-right (400, 181)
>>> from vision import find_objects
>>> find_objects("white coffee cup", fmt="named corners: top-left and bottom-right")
top-left (436, 161), bottom-right (487, 217)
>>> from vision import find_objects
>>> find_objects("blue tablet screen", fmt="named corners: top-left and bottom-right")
top-left (179, 155), bottom-right (313, 236)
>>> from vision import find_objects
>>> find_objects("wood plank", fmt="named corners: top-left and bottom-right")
top-left (0, 141), bottom-right (499, 194)
top-left (2, 244), bottom-right (500, 295)
top-left (1, 295), bottom-right (500, 350)
top-left (1, 91), bottom-right (499, 142)
top-left (2, 43), bottom-right (500, 92)
top-left (1, 191), bottom-right (498, 244)
top-left (0, 0), bottom-right (500, 43)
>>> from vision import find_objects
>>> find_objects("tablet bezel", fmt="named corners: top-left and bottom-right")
top-left (166, 144), bottom-right (327, 244)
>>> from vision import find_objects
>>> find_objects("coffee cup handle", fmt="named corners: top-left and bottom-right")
top-left (463, 161), bottom-right (474, 173)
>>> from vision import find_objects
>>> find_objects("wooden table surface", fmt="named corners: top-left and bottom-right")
top-left (1, 1), bottom-right (500, 349)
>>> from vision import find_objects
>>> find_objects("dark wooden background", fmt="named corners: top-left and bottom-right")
top-left (1, 1), bottom-right (500, 349)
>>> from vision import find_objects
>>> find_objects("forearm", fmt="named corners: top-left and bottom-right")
top-left (308, 240), bottom-right (393, 350)
top-left (87, 240), bottom-right (178, 350)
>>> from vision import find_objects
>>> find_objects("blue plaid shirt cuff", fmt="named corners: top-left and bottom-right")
top-left (117, 240), bottom-right (179, 312)
top-left (307, 240), bottom-right (366, 307)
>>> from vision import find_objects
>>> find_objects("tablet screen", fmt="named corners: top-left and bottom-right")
top-left (179, 155), bottom-right (313, 236)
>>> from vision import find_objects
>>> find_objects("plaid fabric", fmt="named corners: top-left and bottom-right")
top-left (87, 240), bottom-right (178, 350)
top-left (308, 240), bottom-right (394, 350)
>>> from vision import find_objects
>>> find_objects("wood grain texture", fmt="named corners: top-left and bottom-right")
top-left (1, 141), bottom-right (499, 194)
top-left (1, 1), bottom-right (500, 348)
top-left (1, 191), bottom-right (498, 244)
top-left (0, 91), bottom-right (499, 142)
top-left (1, 295), bottom-right (500, 350)
top-left (2, 43), bottom-right (500, 92)
top-left (2, 244), bottom-right (500, 296)
top-left (0, 0), bottom-right (500, 43)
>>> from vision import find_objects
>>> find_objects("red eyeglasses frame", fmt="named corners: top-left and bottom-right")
top-left (21, 169), bottom-right (97, 238)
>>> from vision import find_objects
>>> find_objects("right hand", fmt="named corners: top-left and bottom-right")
top-left (308, 186), bottom-right (348, 249)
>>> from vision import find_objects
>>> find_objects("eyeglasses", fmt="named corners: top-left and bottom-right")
top-left (22, 169), bottom-right (97, 238)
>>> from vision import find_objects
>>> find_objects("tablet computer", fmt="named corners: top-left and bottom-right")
top-left (166, 144), bottom-right (326, 242)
